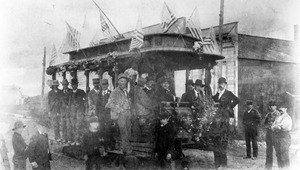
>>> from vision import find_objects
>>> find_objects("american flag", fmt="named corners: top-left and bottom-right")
top-left (202, 27), bottom-right (220, 54)
top-left (60, 22), bottom-right (81, 52)
top-left (49, 44), bottom-right (57, 66)
top-left (161, 2), bottom-right (177, 33)
top-left (207, 27), bottom-right (220, 54)
top-left (129, 17), bottom-right (144, 51)
top-left (187, 7), bottom-right (203, 41)
top-left (91, 0), bottom-right (123, 46)
top-left (99, 11), bottom-right (117, 42)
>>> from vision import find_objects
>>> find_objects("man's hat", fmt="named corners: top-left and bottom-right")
top-left (12, 120), bottom-right (26, 131)
top-left (268, 101), bottom-right (277, 106)
top-left (157, 77), bottom-right (171, 84)
top-left (71, 78), bottom-right (79, 85)
top-left (246, 100), bottom-right (253, 105)
top-left (186, 80), bottom-right (194, 86)
top-left (137, 78), bottom-right (147, 86)
top-left (100, 79), bottom-right (109, 85)
top-left (118, 73), bottom-right (128, 80)
top-left (194, 79), bottom-right (205, 87)
top-left (52, 80), bottom-right (59, 86)
top-left (278, 102), bottom-right (288, 109)
top-left (87, 116), bottom-right (99, 124)
top-left (61, 79), bottom-right (69, 85)
top-left (92, 78), bottom-right (100, 84)
top-left (218, 77), bottom-right (227, 84)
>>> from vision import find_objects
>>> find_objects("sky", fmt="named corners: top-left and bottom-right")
top-left (0, 0), bottom-right (299, 96)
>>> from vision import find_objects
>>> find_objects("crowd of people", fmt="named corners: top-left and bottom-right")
top-left (9, 68), bottom-right (293, 170)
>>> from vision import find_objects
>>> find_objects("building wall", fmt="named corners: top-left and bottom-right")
top-left (237, 59), bottom-right (299, 130)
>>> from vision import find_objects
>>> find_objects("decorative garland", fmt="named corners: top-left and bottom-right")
top-left (45, 51), bottom-right (118, 75)
top-left (46, 66), bottom-right (58, 75)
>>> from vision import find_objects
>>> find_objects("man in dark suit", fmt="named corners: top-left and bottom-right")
top-left (181, 79), bottom-right (194, 103)
top-left (263, 101), bottom-right (280, 169)
top-left (60, 79), bottom-right (72, 143)
top-left (26, 127), bottom-right (51, 170)
top-left (12, 120), bottom-right (27, 170)
top-left (181, 79), bottom-right (205, 104)
top-left (157, 77), bottom-right (176, 105)
top-left (88, 78), bottom-right (101, 118)
top-left (99, 79), bottom-right (113, 147)
top-left (211, 77), bottom-right (239, 169)
top-left (243, 100), bottom-right (261, 159)
top-left (143, 78), bottom-right (158, 108)
top-left (69, 78), bottom-right (86, 146)
top-left (48, 80), bottom-right (62, 142)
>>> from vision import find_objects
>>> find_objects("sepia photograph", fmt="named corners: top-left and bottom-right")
top-left (0, 0), bottom-right (299, 169)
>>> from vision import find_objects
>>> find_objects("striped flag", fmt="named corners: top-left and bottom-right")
top-left (206, 27), bottom-right (220, 54)
top-left (187, 7), bottom-right (203, 41)
top-left (91, 0), bottom-right (122, 44)
top-left (99, 11), bottom-right (118, 42)
top-left (161, 2), bottom-right (177, 33)
top-left (129, 17), bottom-right (144, 51)
top-left (194, 27), bottom-right (220, 54)
top-left (49, 44), bottom-right (57, 66)
top-left (60, 22), bottom-right (81, 52)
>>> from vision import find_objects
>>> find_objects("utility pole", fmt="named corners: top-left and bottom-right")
top-left (41, 47), bottom-right (46, 97)
top-left (219, 0), bottom-right (224, 54)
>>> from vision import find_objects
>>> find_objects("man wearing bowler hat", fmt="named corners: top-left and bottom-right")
top-left (106, 73), bottom-right (132, 154)
top-left (69, 78), bottom-right (86, 146)
top-left (12, 120), bottom-right (27, 170)
top-left (61, 79), bottom-right (72, 143)
top-left (211, 77), bottom-right (239, 169)
top-left (48, 80), bottom-right (63, 142)
top-left (88, 78), bottom-right (101, 118)
top-left (181, 79), bottom-right (205, 104)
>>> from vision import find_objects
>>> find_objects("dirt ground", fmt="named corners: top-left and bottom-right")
top-left (1, 110), bottom-right (299, 170)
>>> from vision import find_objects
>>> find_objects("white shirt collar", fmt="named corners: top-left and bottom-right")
top-left (194, 89), bottom-right (200, 96)
top-left (218, 89), bottom-right (226, 99)
top-left (102, 89), bottom-right (108, 95)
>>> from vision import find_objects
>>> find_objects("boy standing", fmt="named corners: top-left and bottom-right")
top-left (82, 116), bottom-right (107, 170)
top-left (154, 110), bottom-right (175, 169)
top-left (242, 100), bottom-right (261, 159)
top-left (12, 120), bottom-right (27, 170)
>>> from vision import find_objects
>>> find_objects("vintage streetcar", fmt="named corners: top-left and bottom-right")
top-left (46, 31), bottom-right (225, 159)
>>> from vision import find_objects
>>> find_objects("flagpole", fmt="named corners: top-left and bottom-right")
top-left (92, 0), bottom-right (122, 37)
top-left (219, 0), bottom-right (224, 54)
top-left (41, 46), bottom-right (46, 97)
